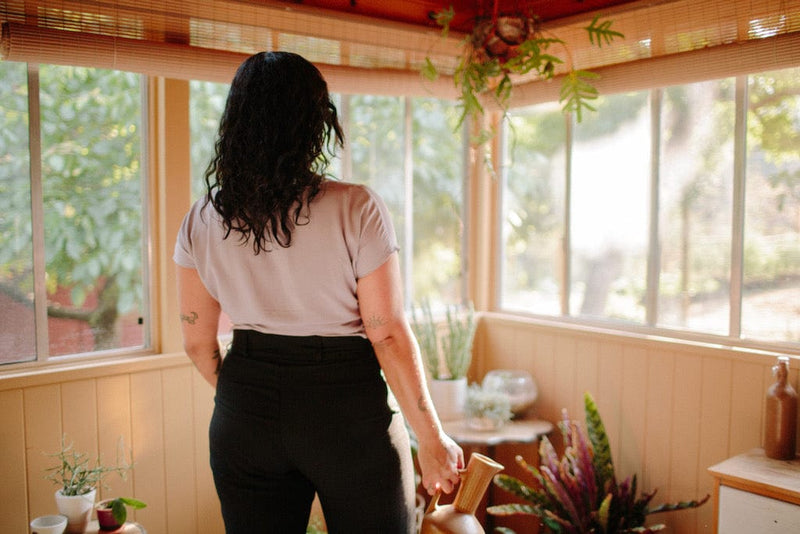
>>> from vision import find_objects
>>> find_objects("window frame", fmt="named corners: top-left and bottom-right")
top-left (2, 63), bottom-right (153, 366)
top-left (497, 70), bottom-right (800, 356)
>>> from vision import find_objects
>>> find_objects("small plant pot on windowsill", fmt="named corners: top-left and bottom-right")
top-left (55, 488), bottom-right (97, 534)
top-left (429, 377), bottom-right (468, 422)
top-left (95, 497), bottom-right (147, 532)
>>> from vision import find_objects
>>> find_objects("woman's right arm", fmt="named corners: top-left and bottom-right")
top-left (176, 265), bottom-right (223, 388)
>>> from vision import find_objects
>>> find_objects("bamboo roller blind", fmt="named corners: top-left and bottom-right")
top-left (1, 0), bottom-right (799, 97)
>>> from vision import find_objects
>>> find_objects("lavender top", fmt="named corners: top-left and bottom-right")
top-left (174, 180), bottom-right (399, 337)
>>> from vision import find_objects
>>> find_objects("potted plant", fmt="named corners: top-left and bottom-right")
top-left (488, 392), bottom-right (709, 533)
top-left (423, 3), bottom-right (624, 143)
top-left (411, 301), bottom-right (477, 420)
top-left (45, 436), bottom-right (131, 534)
top-left (464, 381), bottom-right (513, 430)
top-left (95, 497), bottom-right (147, 531)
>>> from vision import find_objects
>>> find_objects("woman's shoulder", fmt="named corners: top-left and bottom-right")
top-left (321, 179), bottom-right (381, 204)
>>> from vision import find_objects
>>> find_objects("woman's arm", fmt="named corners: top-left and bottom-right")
top-left (357, 252), bottom-right (464, 495)
top-left (176, 266), bottom-right (223, 388)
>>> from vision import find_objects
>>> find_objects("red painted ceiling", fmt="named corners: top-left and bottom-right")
top-left (277, 0), bottom-right (640, 32)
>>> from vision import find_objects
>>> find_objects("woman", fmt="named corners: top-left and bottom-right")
top-left (174, 51), bottom-right (463, 533)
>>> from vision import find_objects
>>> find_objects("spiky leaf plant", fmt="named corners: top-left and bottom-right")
top-left (489, 392), bottom-right (709, 533)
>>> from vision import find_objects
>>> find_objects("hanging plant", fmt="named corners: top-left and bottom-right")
top-left (423, 4), bottom-right (624, 143)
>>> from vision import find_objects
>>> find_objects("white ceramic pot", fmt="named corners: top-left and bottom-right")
top-left (428, 377), bottom-right (467, 421)
top-left (29, 514), bottom-right (67, 534)
top-left (54, 488), bottom-right (96, 534)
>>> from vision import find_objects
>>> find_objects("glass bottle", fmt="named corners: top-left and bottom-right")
top-left (764, 356), bottom-right (798, 460)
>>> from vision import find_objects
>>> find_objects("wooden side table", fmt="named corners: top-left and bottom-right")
top-left (708, 448), bottom-right (800, 533)
top-left (440, 418), bottom-right (554, 532)
top-left (442, 418), bottom-right (554, 452)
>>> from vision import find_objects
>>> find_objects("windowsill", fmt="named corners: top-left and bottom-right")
top-left (0, 352), bottom-right (190, 392)
top-left (482, 311), bottom-right (800, 360)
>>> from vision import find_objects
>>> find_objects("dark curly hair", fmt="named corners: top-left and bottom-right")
top-left (204, 51), bottom-right (344, 253)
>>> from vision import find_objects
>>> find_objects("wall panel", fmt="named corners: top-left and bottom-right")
top-left (670, 353), bottom-right (703, 532)
top-left (96, 375), bottom-right (134, 501)
top-left (23, 384), bottom-right (63, 521)
top-left (2, 316), bottom-right (797, 533)
top-left (643, 350), bottom-right (674, 512)
top-left (61, 379), bottom-right (99, 460)
top-left (163, 366), bottom-right (197, 533)
top-left (192, 372), bottom-right (223, 532)
top-left (473, 314), bottom-right (798, 533)
top-left (130, 370), bottom-right (167, 532)
top-left (0, 389), bottom-right (28, 532)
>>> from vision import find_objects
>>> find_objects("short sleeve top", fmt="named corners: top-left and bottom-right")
top-left (173, 180), bottom-right (399, 337)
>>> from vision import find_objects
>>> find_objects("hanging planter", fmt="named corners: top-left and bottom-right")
top-left (423, 3), bottom-right (624, 143)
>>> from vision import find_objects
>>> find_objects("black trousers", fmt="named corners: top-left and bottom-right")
top-left (210, 330), bottom-right (416, 533)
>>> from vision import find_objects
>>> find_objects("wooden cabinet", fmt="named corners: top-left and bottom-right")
top-left (708, 448), bottom-right (800, 533)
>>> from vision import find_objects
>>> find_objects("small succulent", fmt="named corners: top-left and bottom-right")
top-left (489, 392), bottom-right (709, 533)
top-left (465, 382), bottom-right (513, 424)
top-left (45, 436), bottom-right (131, 497)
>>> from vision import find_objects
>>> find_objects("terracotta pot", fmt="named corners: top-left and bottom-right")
top-left (95, 499), bottom-right (123, 531)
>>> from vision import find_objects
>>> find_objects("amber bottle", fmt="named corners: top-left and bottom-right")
top-left (764, 356), bottom-right (798, 460)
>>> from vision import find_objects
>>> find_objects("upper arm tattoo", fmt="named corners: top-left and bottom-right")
top-left (180, 311), bottom-right (199, 325)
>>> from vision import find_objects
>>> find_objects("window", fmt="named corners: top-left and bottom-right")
top-left (344, 95), bottom-right (467, 306)
top-left (0, 62), bottom-right (148, 364)
top-left (500, 66), bottom-right (800, 348)
top-left (189, 87), bottom-right (468, 310)
top-left (189, 80), bottom-right (228, 201)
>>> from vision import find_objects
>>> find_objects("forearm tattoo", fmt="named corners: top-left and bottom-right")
top-left (212, 348), bottom-right (222, 376)
top-left (180, 311), bottom-right (198, 324)
top-left (418, 395), bottom-right (428, 413)
top-left (364, 314), bottom-right (387, 330)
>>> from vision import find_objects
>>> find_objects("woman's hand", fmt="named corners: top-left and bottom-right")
top-left (417, 431), bottom-right (464, 495)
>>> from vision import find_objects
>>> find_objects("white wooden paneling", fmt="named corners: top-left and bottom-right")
top-left (3, 314), bottom-right (796, 534)
top-left (729, 361), bottom-right (764, 455)
top-left (130, 370), bottom-right (167, 533)
top-left (669, 353), bottom-right (704, 532)
top-left (619, 345), bottom-right (648, 483)
top-left (596, 341), bottom-right (624, 468)
top-left (532, 331), bottom-right (557, 421)
top-left (163, 366), bottom-right (198, 533)
top-left (643, 350), bottom-right (674, 503)
top-left (0, 389), bottom-right (28, 532)
top-left (24, 384), bottom-right (63, 520)
top-left (96, 375), bottom-right (134, 501)
top-left (192, 369), bottom-right (223, 533)
top-left (697, 356), bottom-right (735, 532)
top-left (473, 315), bottom-right (793, 533)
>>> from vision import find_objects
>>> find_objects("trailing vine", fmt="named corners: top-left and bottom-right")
top-left (423, 5), bottom-right (624, 142)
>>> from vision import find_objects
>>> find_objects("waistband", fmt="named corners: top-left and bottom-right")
top-left (230, 329), bottom-right (373, 362)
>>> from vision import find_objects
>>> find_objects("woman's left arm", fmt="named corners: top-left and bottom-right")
top-left (357, 253), bottom-right (463, 495)
top-left (177, 266), bottom-right (223, 388)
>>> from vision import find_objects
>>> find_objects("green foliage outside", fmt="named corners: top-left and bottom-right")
top-left (502, 68), bottom-right (799, 340)
top-left (0, 63), bottom-right (144, 354)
